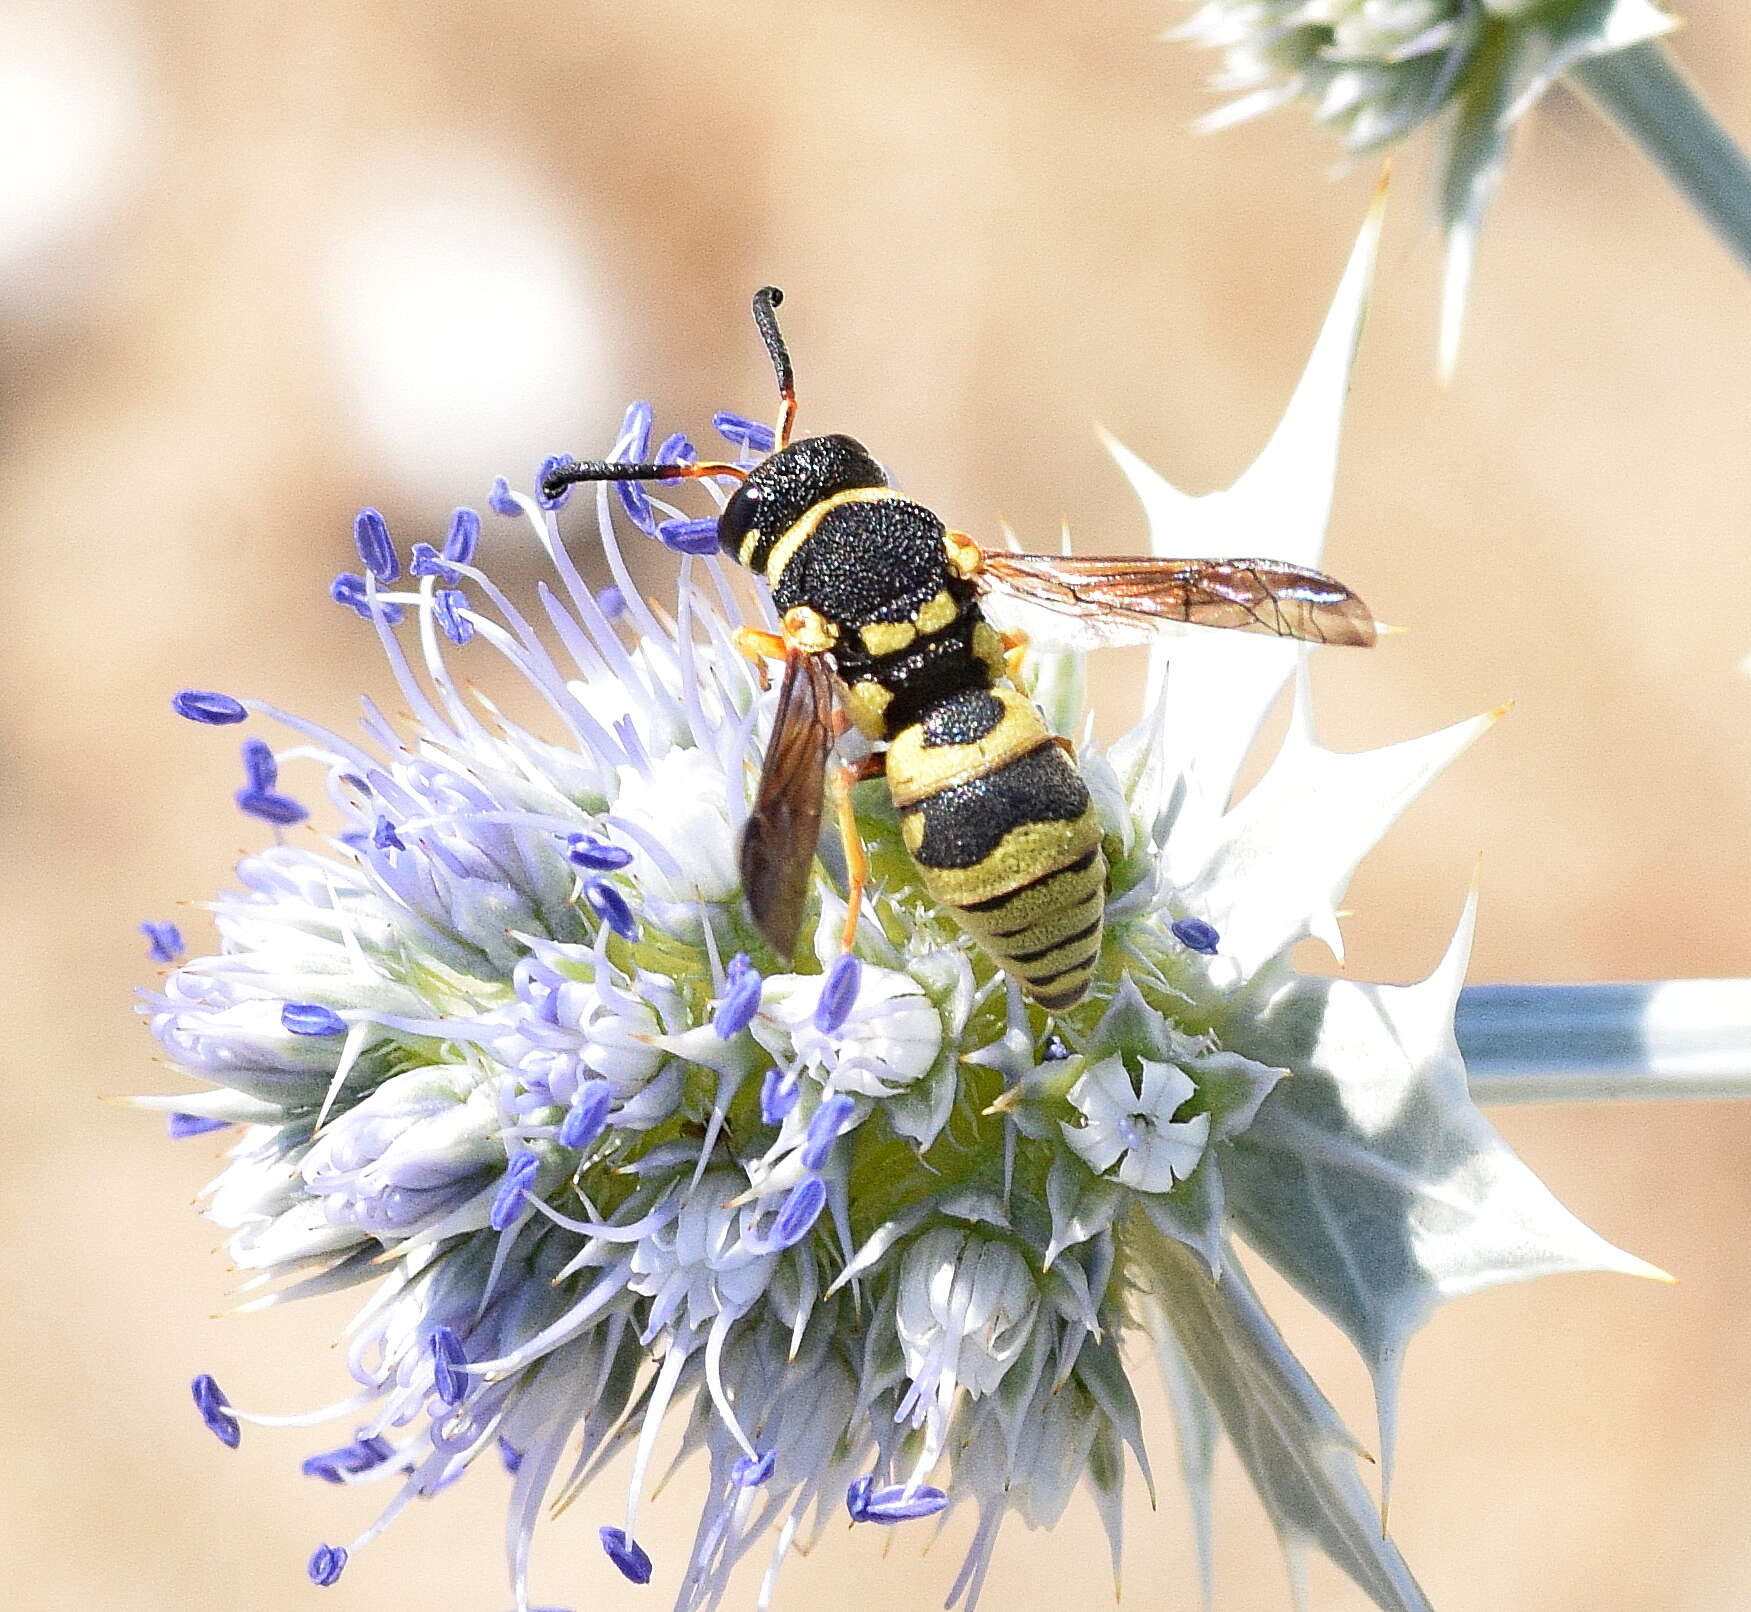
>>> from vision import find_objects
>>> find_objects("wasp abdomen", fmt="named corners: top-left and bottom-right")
top-left (888, 685), bottom-right (1106, 1009)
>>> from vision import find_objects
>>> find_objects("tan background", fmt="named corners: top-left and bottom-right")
top-left (4, 1), bottom-right (1750, 1608)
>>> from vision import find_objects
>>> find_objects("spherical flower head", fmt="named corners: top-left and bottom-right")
top-left (140, 231), bottom-right (1661, 1612)
top-left (1179, 0), bottom-right (1678, 371)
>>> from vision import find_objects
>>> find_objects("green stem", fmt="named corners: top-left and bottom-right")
top-left (1569, 38), bottom-right (1751, 275)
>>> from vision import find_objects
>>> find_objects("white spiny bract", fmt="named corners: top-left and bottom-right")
top-left (142, 212), bottom-right (1659, 1612)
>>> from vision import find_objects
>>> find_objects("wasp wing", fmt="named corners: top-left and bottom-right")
top-left (739, 649), bottom-right (837, 962)
top-left (978, 551), bottom-right (1377, 650)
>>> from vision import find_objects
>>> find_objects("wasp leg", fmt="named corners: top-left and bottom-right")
top-left (999, 627), bottom-right (1030, 686)
top-left (833, 757), bottom-right (885, 952)
top-left (732, 627), bottom-right (788, 691)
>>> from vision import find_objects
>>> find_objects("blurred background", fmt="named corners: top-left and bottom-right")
top-left (4, 1), bottom-right (1750, 1607)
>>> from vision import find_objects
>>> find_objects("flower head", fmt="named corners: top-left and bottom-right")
top-left (141, 218), bottom-right (1659, 1612)
top-left (1180, 0), bottom-right (1679, 370)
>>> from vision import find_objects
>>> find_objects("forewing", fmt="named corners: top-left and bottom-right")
top-left (739, 650), bottom-right (836, 961)
top-left (979, 552), bottom-right (1377, 649)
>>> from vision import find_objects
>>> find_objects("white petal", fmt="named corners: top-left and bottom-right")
top-left (1135, 1057), bottom-right (1197, 1120)
top-left (1117, 1112), bottom-right (1212, 1193)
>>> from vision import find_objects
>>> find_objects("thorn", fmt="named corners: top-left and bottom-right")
top-left (1371, 620), bottom-right (1410, 637)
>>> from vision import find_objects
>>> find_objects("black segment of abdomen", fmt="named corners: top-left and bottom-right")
top-left (905, 744), bottom-right (1090, 869)
top-left (918, 686), bottom-right (1004, 747)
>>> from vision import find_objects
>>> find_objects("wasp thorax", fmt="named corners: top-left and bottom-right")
top-left (717, 434), bottom-right (887, 570)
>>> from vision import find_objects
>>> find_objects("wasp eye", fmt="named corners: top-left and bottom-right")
top-left (717, 480), bottom-right (763, 559)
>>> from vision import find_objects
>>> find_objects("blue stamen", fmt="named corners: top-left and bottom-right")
top-left (655, 431), bottom-right (694, 465)
top-left (490, 1149), bottom-right (540, 1231)
top-left (731, 1448), bottom-right (776, 1487)
top-left (281, 1003), bottom-right (346, 1037)
top-left (498, 1437), bottom-right (523, 1474)
top-left (616, 478), bottom-right (657, 536)
top-left (140, 920), bottom-right (185, 963)
top-left (854, 1482), bottom-right (950, 1525)
top-left (307, 1543), bottom-right (348, 1587)
top-left (302, 1434), bottom-right (395, 1484)
top-left (190, 1373), bottom-right (241, 1448)
top-left (613, 402), bottom-right (658, 533)
top-left (488, 476), bottom-right (520, 517)
top-left (801, 1093), bottom-right (855, 1170)
top-left (656, 517), bottom-right (721, 556)
top-left (1171, 917), bottom-right (1221, 955)
top-left (433, 588), bottom-right (474, 645)
top-left (167, 1112), bottom-right (231, 1139)
top-left (564, 834), bottom-right (632, 872)
top-left (537, 454), bottom-right (575, 511)
top-left (171, 689), bottom-right (247, 725)
top-left (814, 954), bottom-right (862, 1034)
top-left (845, 1475), bottom-right (874, 1522)
top-left (599, 1526), bottom-right (653, 1585)
top-left (713, 412), bottom-right (776, 454)
top-left (331, 572), bottom-right (405, 626)
top-left (583, 878), bottom-right (638, 942)
top-left (712, 954), bottom-right (762, 1039)
top-left (619, 400), bottom-right (654, 457)
top-left (430, 1326), bottom-right (469, 1405)
top-left (236, 788), bottom-right (309, 826)
top-left (597, 585), bottom-right (626, 620)
top-left (353, 507), bottom-right (400, 583)
top-left (1042, 1034), bottom-right (1071, 1061)
top-left (408, 541), bottom-right (457, 582)
top-left (759, 1067), bottom-right (800, 1126)
top-left (372, 815), bottom-right (404, 851)
top-left (766, 1174), bottom-right (826, 1250)
top-left (559, 1080), bottom-right (613, 1150)
top-left (240, 737), bottom-right (278, 792)
top-left (444, 506), bottom-right (480, 564)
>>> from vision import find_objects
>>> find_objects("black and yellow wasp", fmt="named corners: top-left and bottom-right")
top-left (542, 290), bottom-right (1376, 1010)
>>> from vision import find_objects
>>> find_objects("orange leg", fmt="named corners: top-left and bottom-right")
top-left (833, 756), bottom-right (885, 951)
top-left (1000, 627), bottom-right (1030, 685)
top-left (732, 626), bottom-right (787, 690)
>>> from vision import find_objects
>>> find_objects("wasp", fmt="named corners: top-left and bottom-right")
top-left (542, 289), bottom-right (1377, 1010)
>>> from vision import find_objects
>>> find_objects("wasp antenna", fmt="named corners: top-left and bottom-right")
top-left (752, 286), bottom-right (799, 449)
top-left (538, 457), bottom-right (747, 503)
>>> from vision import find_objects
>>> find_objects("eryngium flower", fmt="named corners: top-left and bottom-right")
top-left (141, 210), bottom-right (1660, 1612)
top-left (1179, 0), bottom-right (1678, 369)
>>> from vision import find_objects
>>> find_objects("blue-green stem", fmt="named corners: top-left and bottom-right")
top-left (1459, 980), bottom-right (1751, 1102)
top-left (1569, 39), bottom-right (1751, 276)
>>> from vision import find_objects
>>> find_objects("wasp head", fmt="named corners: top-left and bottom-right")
top-left (718, 434), bottom-right (887, 570)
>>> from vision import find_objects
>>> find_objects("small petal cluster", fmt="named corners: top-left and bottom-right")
top-left (142, 242), bottom-right (1654, 1612)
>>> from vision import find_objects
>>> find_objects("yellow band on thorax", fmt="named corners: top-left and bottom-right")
top-left (755, 487), bottom-right (902, 584)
